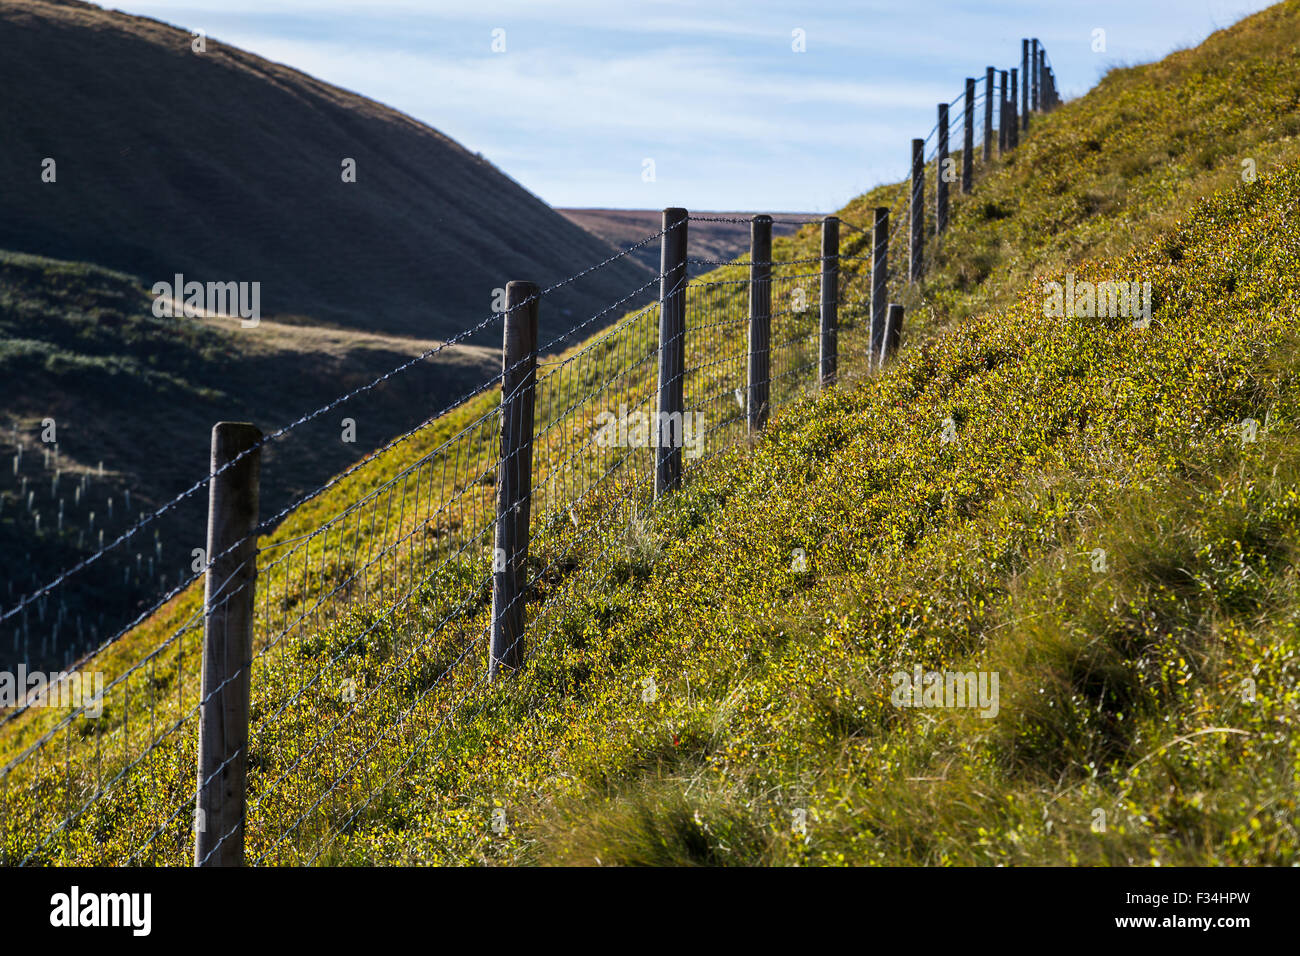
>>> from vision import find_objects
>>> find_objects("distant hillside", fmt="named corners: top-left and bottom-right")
top-left (560, 208), bottom-right (817, 274)
top-left (0, 0), bottom-right (652, 341)
top-left (0, 248), bottom-right (498, 667)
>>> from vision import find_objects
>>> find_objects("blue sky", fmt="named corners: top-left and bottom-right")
top-left (105, 0), bottom-right (1276, 212)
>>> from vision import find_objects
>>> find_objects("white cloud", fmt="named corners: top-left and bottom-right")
top-left (98, 0), bottom-right (1278, 208)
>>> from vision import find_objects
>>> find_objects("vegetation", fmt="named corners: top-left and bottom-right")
top-left (4, 1), bottom-right (1300, 866)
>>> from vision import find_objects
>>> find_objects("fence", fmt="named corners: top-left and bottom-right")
top-left (0, 39), bottom-right (1059, 866)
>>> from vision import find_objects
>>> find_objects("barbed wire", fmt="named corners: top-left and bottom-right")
top-left (686, 215), bottom-right (819, 226)
top-left (0, 227), bottom-right (673, 632)
top-left (1, 41), bottom-right (1055, 867)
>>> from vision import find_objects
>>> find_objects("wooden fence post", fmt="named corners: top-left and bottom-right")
top-left (1021, 39), bottom-right (1030, 131)
top-left (748, 214), bottom-right (772, 431)
top-left (1031, 39), bottom-right (1040, 113)
top-left (818, 216), bottom-right (838, 388)
top-left (655, 207), bottom-right (688, 499)
top-left (909, 138), bottom-right (924, 282)
top-left (871, 206), bottom-right (888, 365)
top-left (880, 303), bottom-right (904, 366)
top-left (983, 67), bottom-right (995, 163)
top-left (962, 78), bottom-right (975, 194)
top-left (936, 103), bottom-right (949, 236)
top-left (1009, 68), bottom-right (1019, 148)
top-left (488, 280), bottom-right (538, 680)
top-left (195, 421), bottom-right (261, 867)
top-left (998, 70), bottom-right (1008, 155)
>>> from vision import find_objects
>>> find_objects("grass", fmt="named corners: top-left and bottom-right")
top-left (506, 160), bottom-right (1300, 866)
top-left (4, 1), bottom-right (1300, 866)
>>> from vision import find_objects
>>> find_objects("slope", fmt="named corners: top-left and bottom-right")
top-left (0, 0), bottom-right (653, 341)
top-left (0, 0), bottom-right (656, 666)
top-left (4, 2), bottom-right (1300, 866)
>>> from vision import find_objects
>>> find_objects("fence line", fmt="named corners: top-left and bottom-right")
top-left (0, 37), bottom-right (1060, 866)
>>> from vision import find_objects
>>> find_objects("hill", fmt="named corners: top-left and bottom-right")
top-left (0, 0), bottom-right (655, 664)
top-left (5, 2), bottom-right (1300, 866)
top-left (0, 0), bottom-right (652, 340)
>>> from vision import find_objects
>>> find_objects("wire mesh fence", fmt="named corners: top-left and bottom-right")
top-left (0, 43), bottom-right (1059, 866)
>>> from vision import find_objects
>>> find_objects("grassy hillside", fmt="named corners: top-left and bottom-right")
top-left (0, 0), bottom-right (652, 340)
top-left (5, 2), bottom-right (1300, 866)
